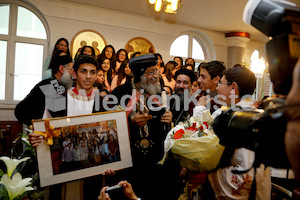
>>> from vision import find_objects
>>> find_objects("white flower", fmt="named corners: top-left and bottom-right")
top-left (0, 157), bottom-right (30, 177)
top-left (0, 172), bottom-right (34, 200)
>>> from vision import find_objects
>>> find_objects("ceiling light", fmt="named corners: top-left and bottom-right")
top-left (155, 0), bottom-right (162, 12)
top-left (149, 0), bottom-right (180, 14)
top-left (149, 0), bottom-right (156, 4)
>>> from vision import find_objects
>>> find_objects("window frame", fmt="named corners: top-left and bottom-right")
top-left (170, 31), bottom-right (216, 69)
top-left (0, 0), bottom-right (50, 107)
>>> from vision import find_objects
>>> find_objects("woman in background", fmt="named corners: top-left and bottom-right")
top-left (110, 60), bottom-right (130, 91)
top-left (155, 53), bottom-right (165, 74)
top-left (43, 38), bottom-right (71, 80)
top-left (98, 45), bottom-right (115, 61)
top-left (185, 57), bottom-right (195, 67)
top-left (161, 61), bottom-right (180, 91)
top-left (111, 49), bottom-right (129, 78)
top-left (75, 45), bottom-right (96, 59)
top-left (99, 57), bottom-right (113, 92)
top-left (174, 56), bottom-right (183, 69)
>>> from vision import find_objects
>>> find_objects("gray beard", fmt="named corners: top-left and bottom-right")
top-left (61, 70), bottom-right (73, 90)
top-left (140, 75), bottom-right (161, 95)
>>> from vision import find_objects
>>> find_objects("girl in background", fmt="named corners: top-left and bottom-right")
top-left (161, 61), bottom-right (180, 91)
top-left (174, 56), bottom-right (183, 69)
top-left (75, 45), bottom-right (96, 59)
top-left (110, 60), bottom-right (130, 91)
top-left (99, 57), bottom-right (113, 92)
top-left (98, 45), bottom-right (115, 61)
top-left (43, 38), bottom-right (71, 80)
top-left (111, 49), bottom-right (129, 78)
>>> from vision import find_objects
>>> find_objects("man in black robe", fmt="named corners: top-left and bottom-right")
top-left (15, 55), bottom-right (74, 125)
top-left (111, 54), bottom-right (182, 200)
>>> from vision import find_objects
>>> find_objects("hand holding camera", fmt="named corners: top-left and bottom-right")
top-left (98, 181), bottom-right (139, 200)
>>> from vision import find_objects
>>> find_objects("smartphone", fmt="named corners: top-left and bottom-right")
top-left (105, 185), bottom-right (126, 200)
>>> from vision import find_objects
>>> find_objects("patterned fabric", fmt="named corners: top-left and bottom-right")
top-left (194, 99), bottom-right (271, 200)
top-left (67, 88), bottom-right (95, 116)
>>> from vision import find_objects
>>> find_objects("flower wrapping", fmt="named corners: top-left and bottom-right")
top-left (159, 110), bottom-right (225, 172)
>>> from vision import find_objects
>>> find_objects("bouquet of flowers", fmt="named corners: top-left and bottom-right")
top-left (160, 110), bottom-right (225, 172)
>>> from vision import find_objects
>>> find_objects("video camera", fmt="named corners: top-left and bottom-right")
top-left (213, 0), bottom-right (300, 169)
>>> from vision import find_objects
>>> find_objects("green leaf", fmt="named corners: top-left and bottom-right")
top-left (0, 169), bottom-right (5, 177)
top-left (0, 185), bottom-right (9, 200)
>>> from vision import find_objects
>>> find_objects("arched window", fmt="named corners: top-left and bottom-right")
top-left (169, 31), bottom-right (213, 70)
top-left (0, 1), bottom-right (49, 104)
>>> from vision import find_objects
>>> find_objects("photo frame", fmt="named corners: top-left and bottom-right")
top-left (71, 29), bottom-right (107, 59)
top-left (125, 37), bottom-right (155, 59)
top-left (32, 111), bottom-right (132, 187)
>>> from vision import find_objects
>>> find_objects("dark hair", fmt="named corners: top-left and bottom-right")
top-left (116, 60), bottom-right (129, 86)
top-left (185, 57), bottom-right (195, 66)
top-left (53, 38), bottom-right (71, 58)
top-left (116, 49), bottom-right (128, 62)
top-left (174, 68), bottom-right (197, 84)
top-left (154, 53), bottom-right (165, 68)
top-left (111, 49), bottom-right (129, 74)
top-left (174, 56), bottom-right (183, 67)
top-left (80, 46), bottom-right (96, 58)
top-left (183, 63), bottom-right (195, 72)
top-left (98, 57), bottom-right (113, 85)
top-left (223, 66), bottom-right (256, 98)
top-left (52, 54), bottom-right (73, 74)
top-left (100, 88), bottom-right (110, 95)
top-left (73, 55), bottom-right (98, 73)
top-left (233, 63), bottom-right (242, 68)
top-left (48, 49), bottom-right (65, 70)
top-left (197, 62), bottom-right (206, 73)
top-left (163, 61), bottom-right (178, 81)
top-left (98, 45), bottom-right (115, 60)
top-left (131, 52), bottom-right (141, 59)
top-left (200, 61), bottom-right (226, 79)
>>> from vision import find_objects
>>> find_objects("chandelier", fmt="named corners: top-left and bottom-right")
top-left (148, 0), bottom-right (180, 14)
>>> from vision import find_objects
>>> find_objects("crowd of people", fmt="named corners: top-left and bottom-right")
top-left (57, 125), bottom-right (120, 174)
top-left (14, 37), bottom-right (297, 200)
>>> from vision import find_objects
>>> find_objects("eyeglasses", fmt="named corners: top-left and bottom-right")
top-left (64, 65), bottom-right (73, 71)
top-left (145, 69), bottom-right (159, 75)
top-left (217, 81), bottom-right (232, 86)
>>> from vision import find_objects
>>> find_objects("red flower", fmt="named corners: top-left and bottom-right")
top-left (199, 125), bottom-right (203, 131)
top-left (174, 129), bottom-right (185, 139)
top-left (187, 127), bottom-right (198, 132)
top-left (203, 122), bottom-right (208, 128)
top-left (192, 123), bottom-right (196, 128)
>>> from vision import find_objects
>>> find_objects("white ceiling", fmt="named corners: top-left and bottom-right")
top-left (60, 0), bottom-right (300, 43)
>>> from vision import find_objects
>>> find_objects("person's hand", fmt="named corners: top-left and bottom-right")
top-left (98, 186), bottom-right (110, 200)
top-left (28, 133), bottom-right (43, 147)
top-left (118, 181), bottom-right (139, 200)
top-left (103, 169), bottom-right (115, 176)
top-left (131, 112), bottom-right (152, 127)
top-left (197, 96), bottom-right (212, 107)
top-left (160, 110), bottom-right (172, 124)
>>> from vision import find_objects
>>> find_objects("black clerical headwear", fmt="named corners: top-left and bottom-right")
top-left (174, 68), bottom-right (196, 83)
top-left (129, 53), bottom-right (158, 83)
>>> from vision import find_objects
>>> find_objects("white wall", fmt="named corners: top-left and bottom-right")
top-left (29, 0), bottom-right (231, 63)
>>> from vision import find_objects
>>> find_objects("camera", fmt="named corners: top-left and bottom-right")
top-left (212, 0), bottom-right (300, 170)
top-left (148, 106), bottom-right (166, 119)
top-left (244, 0), bottom-right (300, 95)
top-left (105, 185), bottom-right (126, 200)
top-left (213, 97), bottom-right (290, 169)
